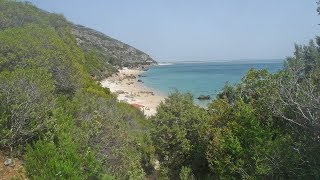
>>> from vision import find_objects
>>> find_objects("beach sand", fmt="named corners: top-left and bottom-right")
top-left (100, 68), bottom-right (166, 117)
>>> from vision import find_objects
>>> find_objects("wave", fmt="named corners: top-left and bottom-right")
top-left (158, 62), bottom-right (174, 66)
top-left (175, 60), bottom-right (229, 64)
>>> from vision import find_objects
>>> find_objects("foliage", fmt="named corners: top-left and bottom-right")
top-left (25, 109), bottom-right (109, 179)
top-left (317, 0), bottom-right (320, 15)
top-left (179, 166), bottom-right (195, 180)
top-left (83, 50), bottom-right (117, 80)
top-left (152, 38), bottom-right (320, 178)
top-left (0, 68), bottom-right (55, 148)
top-left (0, 0), bottom-right (153, 179)
top-left (71, 90), bottom-right (154, 179)
top-left (207, 100), bottom-right (279, 178)
top-left (73, 24), bottom-right (156, 70)
top-left (151, 92), bottom-right (211, 178)
top-left (271, 40), bottom-right (320, 132)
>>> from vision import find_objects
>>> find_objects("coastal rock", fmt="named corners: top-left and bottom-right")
top-left (197, 95), bottom-right (211, 100)
top-left (116, 90), bottom-right (125, 94)
top-left (125, 74), bottom-right (136, 79)
top-left (137, 79), bottom-right (143, 83)
top-left (139, 91), bottom-right (154, 96)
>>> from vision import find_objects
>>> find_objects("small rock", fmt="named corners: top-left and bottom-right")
top-left (116, 90), bottom-right (125, 94)
top-left (4, 158), bottom-right (15, 167)
top-left (197, 95), bottom-right (211, 100)
top-left (154, 159), bottom-right (160, 170)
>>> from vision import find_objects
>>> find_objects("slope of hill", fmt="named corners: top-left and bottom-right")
top-left (72, 24), bottom-right (157, 68)
top-left (0, 0), bottom-right (156, 80)
top-left (0, 1), bottom-right (155, 179)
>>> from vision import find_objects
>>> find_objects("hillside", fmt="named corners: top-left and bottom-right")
top-left (0, 1), bottom-right (155, 179)
top-left (72, 24), bottom-right (157, 68)
top-left (0, 1), bottom-right (156, 80)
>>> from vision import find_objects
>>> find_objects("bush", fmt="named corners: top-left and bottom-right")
top-left (0, 68), bottom-right (55, 148)
top-left (151, 92), bottom-right (210, 178)
top-left (179, 166), bottom-right (195, 180)
top-left (25, 108), bottom-right (109, 179)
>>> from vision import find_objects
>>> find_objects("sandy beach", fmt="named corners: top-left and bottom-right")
top-left (100, 68), bottom-right (166, 116)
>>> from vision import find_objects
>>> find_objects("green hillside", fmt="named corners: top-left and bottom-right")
top-left (0, 1), bottom-right (154, 179)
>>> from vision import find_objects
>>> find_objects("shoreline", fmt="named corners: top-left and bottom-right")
top-left (100, 67), bottom-right (166, 116)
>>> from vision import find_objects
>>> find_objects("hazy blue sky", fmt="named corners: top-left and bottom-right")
top-left (28, 0), bottom-right (319, 62)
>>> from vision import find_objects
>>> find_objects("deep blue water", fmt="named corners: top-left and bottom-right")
top-left (140, 60), bottom-right (283, 106)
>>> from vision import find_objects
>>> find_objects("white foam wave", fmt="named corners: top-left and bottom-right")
top-left (158, 62), bottom-right (174, 66)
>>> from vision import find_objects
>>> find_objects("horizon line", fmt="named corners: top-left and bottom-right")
top-left (157, 58), bottom-right (285, 63)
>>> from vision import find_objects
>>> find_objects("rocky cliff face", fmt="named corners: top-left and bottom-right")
top-left (72, 24), bottom-right (157, 68)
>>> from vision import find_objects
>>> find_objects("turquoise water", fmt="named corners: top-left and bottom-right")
top-left (140, 60), bottom-right (283, 106)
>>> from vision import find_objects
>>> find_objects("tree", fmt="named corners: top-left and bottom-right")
top-left (206, 99), bottom-right (278, 178)
top-left (269, 40), bottom-right (320, 133)
top-left (151, 92), bottom-right (210, 178)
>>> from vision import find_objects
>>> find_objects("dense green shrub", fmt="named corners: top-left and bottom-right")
top-left (25, 108), bottom-right (111, 179)
top-left (0, 68), bottom-right (55, 148)
top-left (151, 92), bottom-right (211, 178)
top-left (83, 50), bottom-right (117, 80)
top-left (151, 41), bottom-right (320, 178)
top-left (71, 90), bottom-right (154, 179)
top-left (0, 24), bottom-right (86, 95)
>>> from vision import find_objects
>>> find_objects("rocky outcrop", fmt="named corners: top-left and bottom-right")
top-left (197, 95), bottom-right (211, 100)
top-left (71, 24), bottom-right (157, 68)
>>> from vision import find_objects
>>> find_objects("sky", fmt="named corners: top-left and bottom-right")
top-left (27, 0), bottom-right (319, 62)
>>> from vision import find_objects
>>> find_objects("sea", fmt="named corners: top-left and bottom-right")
top-left (140, 60), bottom-right (284, 107)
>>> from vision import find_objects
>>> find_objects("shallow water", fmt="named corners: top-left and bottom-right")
top-left (140, 60), bottom-right (283, 106)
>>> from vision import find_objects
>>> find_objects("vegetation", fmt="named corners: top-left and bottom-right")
top-left (0, 0), bottom-right (319, 179)
top-left (72, 24), bottom-right (157, 79)
top-left (149, 3), bottom-right (320, 179)
top-left (150, 41), bottom-right (320, 179)
top-left (0, 1), bottom-right (154, 179)
top-left (151, 43), bottom-right (320, 178)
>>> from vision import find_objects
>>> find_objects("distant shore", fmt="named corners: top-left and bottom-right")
top-left (100, 68), bottom-right (166, 116)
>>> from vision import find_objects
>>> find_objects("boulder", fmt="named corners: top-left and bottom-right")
top-left (116, 90), bottom-right (125, 94)
top-left (197, 95), bottom-right (210, 100)
top-left (125, 74), bottom-right (136, 79)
